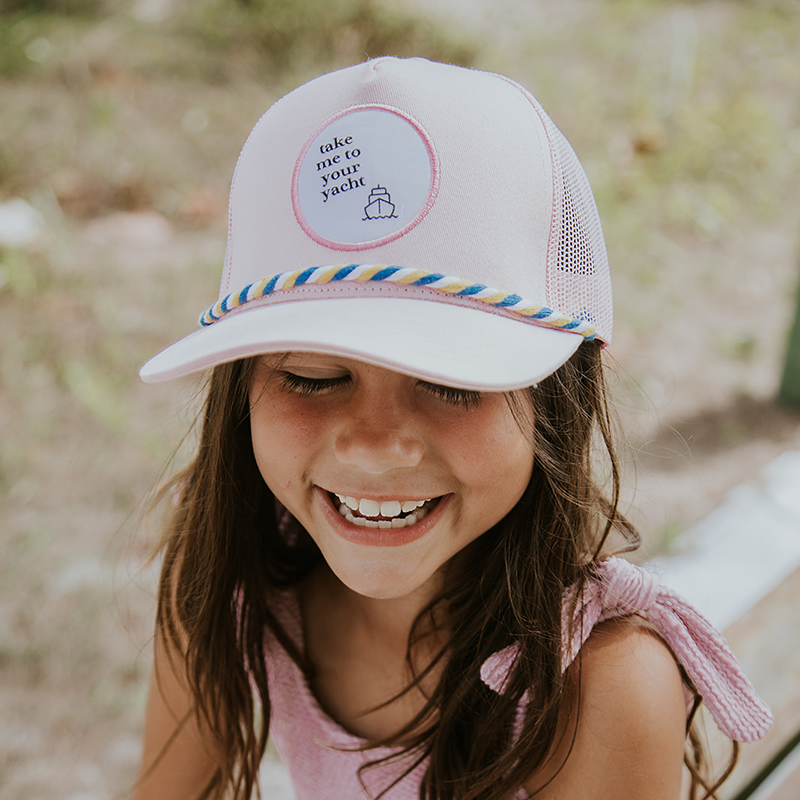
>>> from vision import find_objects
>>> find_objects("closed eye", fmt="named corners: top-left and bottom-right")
top-left (279, 372), bottom-right (351, 395)
top-left (419, 382), bottom-right (482, 409)
top-left (278, 371), bottom-right (481, 407)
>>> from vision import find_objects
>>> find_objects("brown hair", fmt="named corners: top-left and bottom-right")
top-left (147, 341), bottom-right (734, 799)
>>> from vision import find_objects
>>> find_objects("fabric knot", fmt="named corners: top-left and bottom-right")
top-left (583, 558), bottom-right (773, 743)
top-left (480, 643), bottom-right (519, 695)
top-left (596, 556), bottom-right (660, 616)
top-left (498, 557), bottom-right (774, 744)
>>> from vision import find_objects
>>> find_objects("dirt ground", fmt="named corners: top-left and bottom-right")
top-left (1, 0), bottom-right (800, 797)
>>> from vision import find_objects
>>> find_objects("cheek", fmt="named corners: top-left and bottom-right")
top-left (477, 444), bottom-right (533, 507)
top-left (445, 403), bottom-right (533, 509)
top-left (249, 413), bottom-right (280, 491)
top-left (249, 396), bottom-right (320, 494)
top-left (472, 406), bottom-right (533, 479)
top-left (494, 402), bottom-right (535, 487)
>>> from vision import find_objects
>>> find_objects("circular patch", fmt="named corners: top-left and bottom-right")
top-left (293, 105), bottom-right (438, 250)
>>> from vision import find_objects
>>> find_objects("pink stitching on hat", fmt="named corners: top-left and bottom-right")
top-left (291, 104), bottom-right (440, 251)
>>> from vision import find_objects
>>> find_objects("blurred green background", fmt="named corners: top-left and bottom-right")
top-left (1, 0), bottom-right (799, 795)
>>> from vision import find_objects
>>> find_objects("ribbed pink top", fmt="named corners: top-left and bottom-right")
top-left (266, 586), bottom-right (427, 799)
top-left (265, 557), bottom-right (772, 799)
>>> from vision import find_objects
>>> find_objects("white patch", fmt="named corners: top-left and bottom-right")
top-left (294, 105), bottom-right (437, 249)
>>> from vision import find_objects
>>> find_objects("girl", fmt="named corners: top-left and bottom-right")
top-left (135, 58), bottom-right (772, 799)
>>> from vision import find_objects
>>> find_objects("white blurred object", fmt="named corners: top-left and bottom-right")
top-left (259, 759), bottom-right (296, 799)
top-left (131, 0), bottom-right (174, 23)
top-left (0, 198), bottom-right (45, 248)
top-left (649, 449), bottom-right (800, 630)
top-left (81, 210), bottom-right (173, 248)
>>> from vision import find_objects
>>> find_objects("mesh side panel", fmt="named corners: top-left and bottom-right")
top-left (541, 116), bottom-right (613, 343)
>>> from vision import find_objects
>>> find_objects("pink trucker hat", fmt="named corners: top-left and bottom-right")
top-left (140, 57), bottom-right (612, 390)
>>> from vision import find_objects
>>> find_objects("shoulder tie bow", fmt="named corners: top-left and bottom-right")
top-left (480, 556), bottom-right (773, 743)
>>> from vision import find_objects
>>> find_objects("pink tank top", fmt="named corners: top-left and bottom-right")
top-left (264, 557), bottom-right (772, 799)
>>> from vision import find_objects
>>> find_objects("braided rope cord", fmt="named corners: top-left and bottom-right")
top-left (199, 264), bottom-right (599, 339)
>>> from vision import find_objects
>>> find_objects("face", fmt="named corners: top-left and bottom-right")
top-left (249, 354), bottom-right (534, 601)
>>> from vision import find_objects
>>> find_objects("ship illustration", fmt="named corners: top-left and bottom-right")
top-left (363, 186), bottom-right (398, 220)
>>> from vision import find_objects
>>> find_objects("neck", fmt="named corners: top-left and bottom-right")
top-left (334, 565), bottom-right (443, 641)
top-left (299, 562), bottom-right (449, 741)
top-left (302, 563), bottom-right (448, 665)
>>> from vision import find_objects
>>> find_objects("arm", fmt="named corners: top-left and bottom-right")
top-left (132, 634), bottom-right (219, 800)
top-left (525, 619), bottom-right (687, 800)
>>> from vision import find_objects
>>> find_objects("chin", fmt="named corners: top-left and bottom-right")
top-left (331, 559), bottom-right (440, 601)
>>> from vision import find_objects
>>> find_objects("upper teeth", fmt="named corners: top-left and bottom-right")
top-left (335, 494), bottom-right (430, 518)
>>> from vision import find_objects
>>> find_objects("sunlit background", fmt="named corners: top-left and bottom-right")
top-left (1, 0), bottom-right (799, 796)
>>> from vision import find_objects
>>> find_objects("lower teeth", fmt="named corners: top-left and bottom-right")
top-left (337, 502), bottom-right (430, 529)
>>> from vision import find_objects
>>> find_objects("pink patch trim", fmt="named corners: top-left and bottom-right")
top-left (291, 104), bottom-right (440, 252)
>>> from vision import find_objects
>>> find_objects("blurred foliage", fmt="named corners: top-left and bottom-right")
top-left (0, 0), bottom-right (476, 205)
top-left (499, 0), bottom-right (800, 352)
top-left (0, 246), bottom-right (42, 299)
top-left (2, 0), bottom-right (108, 12)
top-left (0, 2), bottom-right (116, 76)
top-left (180, 0), bottom-right (476, 73)
top-left (61, 358), bottom-right (130, 432)
top-left (0, 0), bottom-right (476, 80)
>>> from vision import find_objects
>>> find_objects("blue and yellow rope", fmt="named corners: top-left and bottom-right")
top-left (200, 265), bottom-right (597, 339)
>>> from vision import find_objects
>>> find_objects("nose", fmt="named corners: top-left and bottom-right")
top-left (333, 384), bottom-right (424, 474)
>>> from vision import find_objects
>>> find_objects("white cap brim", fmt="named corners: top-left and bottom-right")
top-left (140, 297), bottom-right (582, 391)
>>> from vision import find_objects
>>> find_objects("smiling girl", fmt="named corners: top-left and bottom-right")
top-left (134, 58), bottom-right (772, 800)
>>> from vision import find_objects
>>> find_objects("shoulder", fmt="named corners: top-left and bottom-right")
top-left (525, 619), bottom-right (687, 800)
top-left (574, 620), bottom-right (686, 752)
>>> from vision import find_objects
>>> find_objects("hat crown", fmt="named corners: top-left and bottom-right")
top-left (141, 58), bottom-right (611, 387)
top-left (221, 57), bottom-right (612, 343)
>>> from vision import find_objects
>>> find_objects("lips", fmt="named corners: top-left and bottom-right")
top-left (314, 486), bottom-right (451, 548)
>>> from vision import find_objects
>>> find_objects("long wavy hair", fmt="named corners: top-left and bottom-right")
top-left (145, 340), bottom-right (735, 799)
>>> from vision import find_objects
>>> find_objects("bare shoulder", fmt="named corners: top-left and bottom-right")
top-left (525, 619), bottom-right (687, 800)
top-left (578, 618), bottom-right (686, 728)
